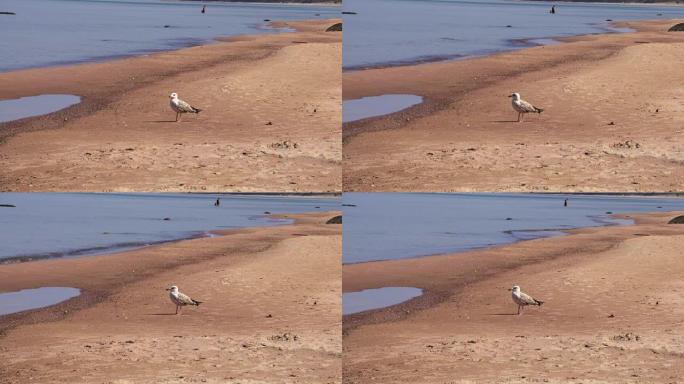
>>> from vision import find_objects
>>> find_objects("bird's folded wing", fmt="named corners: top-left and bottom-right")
top-left (519, 292), bottom-right (541, 305)
top-left (518, 100), bottom-right (539, 113)
top-left (176, 292), bottom-right (196, 305)
top-left (177, 99), bottom-right (197, 113)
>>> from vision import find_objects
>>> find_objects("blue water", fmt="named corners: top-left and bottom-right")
top-left (342, 193), bottom-right (684, 263)
top-left (343, 286), bottom-right (422, 315)
top-left (343, 0), bottom-right (684, 69)
top-left (0, 193), bottom-right (339, 261)
top-left (0, 95), bottom-right (81, 123)
top-left (343, 94), bottom-right (423, 123)
top-left (0, 0), bottom-right (339, 72)
top-left (0, 287), bottom-right (81, 316)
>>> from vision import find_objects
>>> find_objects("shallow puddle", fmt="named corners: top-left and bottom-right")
top-left (0, 94), bottom-right (81, 123)
top-left (0, 287), bottom-right (81, 316)
top-left (343, 286), bottom-right (423, 315)
top-left (343, 94), bottom-right (423, 123)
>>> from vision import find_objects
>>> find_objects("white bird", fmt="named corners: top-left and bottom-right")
top-left (509, 92), bottom-right (543, 122)
top-left (169, 92), bottom-right (201, 122)
top-left (166, 285), bottom-right (202, 314)
top-left (510, 285), bottom-right (543, 315)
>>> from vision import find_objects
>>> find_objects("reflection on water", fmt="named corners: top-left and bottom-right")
top-left (343, 94), bottom-right (423, 123)
top-left (0, 94), bottom-right (80, 123)
top-left (0, 287), bottom-right (81, 316)
top-left (343, 287), bottom-right (423, 315)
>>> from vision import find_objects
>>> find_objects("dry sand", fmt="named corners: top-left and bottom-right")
top-left (0, 19), bottom-right (341, 193)
top-left (0, 211), bottom-right (341, 384)
top-left (343, 211), bottom-right (684, 383)
top-left (343, 19), bottom-right (684, 192)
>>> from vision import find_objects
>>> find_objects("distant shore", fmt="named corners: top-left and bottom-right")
top-left (343, 18), bottom-right (684, 193)
top-left (0, 211), bottom-right (342, 383)
top-left (343, 210), bottom-right (684, 382)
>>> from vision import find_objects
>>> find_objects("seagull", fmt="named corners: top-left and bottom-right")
top-left (509, 92), bottom-right (543, 122)
top-left (166, 285), bottom-right (202, 314)
top-left (510, 285), bottom-right (543, 315)
top-left (169, 92), bottom-right (201, 122)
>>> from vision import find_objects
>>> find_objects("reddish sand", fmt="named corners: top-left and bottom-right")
top-left (0, 212), bottom-right (341, 384)
top-left (343, 211), bottom-right (684, 383)
top-left (343, 19), bottom-right (684, 192)
top-left (0, 19), bottom-right (341, 193)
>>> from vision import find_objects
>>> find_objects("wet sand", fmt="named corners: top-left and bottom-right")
top-left (0, 211), bottom-right (341, 383)
top-left (343, 19), bottom-right (684, 192)
top-left (0, 19), bottom-right (341, 193)
top-left (343, 211), bottom-right (684, 383)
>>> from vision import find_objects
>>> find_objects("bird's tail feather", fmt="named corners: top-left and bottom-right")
top-left (535, 299), bottom-right (544, 306)
top-left (193, 108), bottom-right (202, 114)
top-left (535, 107), bottom-right (544, 114)
top-left (192, 299), bottom-right (202, 306)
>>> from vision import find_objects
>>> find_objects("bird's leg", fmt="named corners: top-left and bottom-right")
top-left (517, 305), bottom-right (521, 315)
top-left (175, 305), bottom-right (179, 315)
top-left (517, 112), bottom-right (521, 122)
top-left (175, 112), bottom-right (179, 122)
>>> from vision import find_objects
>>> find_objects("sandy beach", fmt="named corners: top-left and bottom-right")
top-left (0, 19), bottom-right (341, 193)
top-left (343, 19), bottom-right (684, 192)
top-left (0, 211), bottom-right (341, 383)
top-left (342, 210), bottom-right (684, 383)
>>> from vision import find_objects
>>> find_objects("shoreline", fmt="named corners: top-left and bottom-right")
top-left (343, 210), bottom-right (684, 382)
top-left (0, 210), bottom-right (342, 383)
top-left (342, 18), bottom-right (684, 192)
top-left (0, 18), bottom-right (342, 192)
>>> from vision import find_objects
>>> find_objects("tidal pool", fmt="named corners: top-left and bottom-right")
top-left (0, 287), bottom-right (81, 316)
top-left (0, 94), bottom-right (81, 123)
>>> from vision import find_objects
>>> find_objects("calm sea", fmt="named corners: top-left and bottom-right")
top-left (0, 0), bottom-right (339, 72)
top-left (343, 0), bottom-right (684, 69)
top-left (343, 193), bottom-right (684, 263)
top-left (0, 193), bottom-right (339, 261)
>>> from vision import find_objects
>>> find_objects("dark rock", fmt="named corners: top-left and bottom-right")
top-left (0, 204), bottom-right (16, 208)
top-left (668, 215), bottom-right (684, 224)
top-left (668, 23), bottom-right (684, 32)
top-left (326, 215), bottom-right (342, 224)
top-left (162, 217), bottom-right (171, 221)
top-left (341, 204), bottom-right (356, 207)
top-left (342, 11), bottom-right (357, 15)
top-left (263, 19), bottom-right (271, 22)
top-left (326, 22), bottom-right (342, 32)
top-left (0, 11), bottom-right (16, 15)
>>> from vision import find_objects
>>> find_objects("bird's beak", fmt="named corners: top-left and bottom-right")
top-left (165, 288), bottom-right (171, 291)
top-left (507, 288), bottom-right (512, 291)
top-left (508, 95), bottom-right (513, 98)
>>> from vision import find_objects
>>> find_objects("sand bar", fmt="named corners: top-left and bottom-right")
top-left (0, 211), bottom-right (341, 383)
top-left (0, 19), bottom-right (341, 193)
top-left (343, 211), bottom-right (684, 383)
top-left (343, 19), bottom-right (684, 192)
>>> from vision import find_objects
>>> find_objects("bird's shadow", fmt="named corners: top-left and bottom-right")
top-left (146, 312), bottom-right (178, 316)
top-left (492, 120), bottom-right (520, 123)
top-left (146, 120), bottom-right (178, 123)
